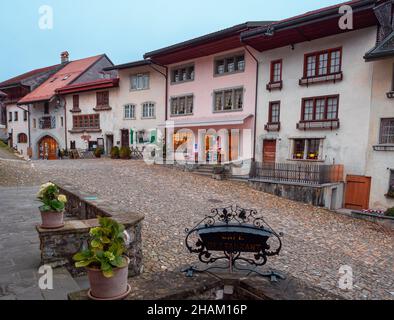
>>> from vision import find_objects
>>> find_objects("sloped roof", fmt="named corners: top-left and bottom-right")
top-left (241, 0), bottom-right (377, 52)
top-left (0, 64), bottom-right (62, 88)
top-left (104, 59), bottom-right (152, 71)
top-left (364, 31), bottom-right (394, 60)
top-left (56, 78), bottom-right (119, 95)
top-left (144, 21), bottom-right (273, 65)
top-left (0, 90), bottom-right (6, 96)
top-left (18, 55), bottom-right (104, 104)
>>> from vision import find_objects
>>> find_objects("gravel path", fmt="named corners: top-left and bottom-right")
top-left (0, 158), bottom-right (393, 300)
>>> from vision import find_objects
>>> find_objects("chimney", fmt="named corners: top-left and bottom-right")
top-left (61, 51), bottom-right (69, 64)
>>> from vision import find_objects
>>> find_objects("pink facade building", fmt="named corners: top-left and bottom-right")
top-left (145, 22), bottom-right (271, 173)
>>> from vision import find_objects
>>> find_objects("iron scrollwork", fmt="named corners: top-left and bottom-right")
top-left (184, 205), bottom-right (284, 281)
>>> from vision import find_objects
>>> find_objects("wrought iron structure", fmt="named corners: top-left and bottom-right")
top-left (183, 205), bottom-right (285, 281)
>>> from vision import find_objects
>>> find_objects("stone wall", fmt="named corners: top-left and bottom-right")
top-left (36, 181), bottom-right (144, 277)
top-left (249, 179), bottom-right (344, 210)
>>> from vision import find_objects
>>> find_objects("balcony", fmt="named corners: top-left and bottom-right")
top-left (297, 119), bottom-right (340, 131)
top-left (264, 122), bottom-right (280, 132)
top-left (373, 144), bottom-right (394, 151)
top-left (266, 81), bottom-right (283, 91)
top-left (254, 162), bottom-right (344, 185)
top-left (39, 116), bottom-right (56, 129)
top-left (299, 72), bottom-right (343, 87)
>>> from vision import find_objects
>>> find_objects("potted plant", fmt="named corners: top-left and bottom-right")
top-left (94, 148), bottom-right (103, 158)
top-left (110, 146), bottom-right (120, 159)
top-left (37, 182), bottom-right (67, 229)
top-left (119, 147), bottom-right (131, 160)
top-left (73, 217), bottom-right (131, 300)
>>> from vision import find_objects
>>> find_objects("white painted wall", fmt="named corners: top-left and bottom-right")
top-left (65, 64), bottom-right (166, 152)
top-left (365, 57), bottom-right (394, 209)
top-left (6, 103), bottom-right (29, 158)
top-left (255, 27), bottom-right (377, 181)
top-left (29, 100), bottom-right (67, 159)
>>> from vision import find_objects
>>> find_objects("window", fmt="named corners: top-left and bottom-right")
top-left (270, 60), bottom-right (282, 83)
top-left (380, 118), bottom-right (394, 144)
top-left (130, 73), bottom-right (149, 90)
top-left (23, 110), bottom-right (28, 121)
top-left (44, 103), bottom-right (49, 114)
top-left (14, 111), bottom-right (18, 121)
top-left (215, 54), bottom-right (245, 75)
top-left (171, 65), bottom-right (194, 84)
top-left (72, 114), bottom-right (100, 129)
top-left (8, 112), bottom-right (12, 122)
top-left (60, 116), bottom-right (64, 128)
top-left (301, 96), bottom-right (339, 121)
top-left (268, 101), bottom-right (280, 123)
top-left (389, 170), bottom-right (394, 193)
top-left (304, 48), bottom-right (342, 78)
top-left (171, 95), bottom-right (194, 116)
top-left (96, 91), bottom-right (109, 107)
top-left (142, 102), bottom-right (155, 119)
top-left (17, 133), bottom-right (27, 144)
top-left (33, 119), bottom-right (36, 129)
top-left (72, 95), bottom-right (80, 111)
top-left (124, 104), bottom-right (136, 119)
top-left (214, 88), bottom-right (243, 112)
top-left (292, 138), bottom-right (322, 160)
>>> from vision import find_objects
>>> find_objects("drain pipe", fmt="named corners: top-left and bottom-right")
top-left (149, 61), bottom-right (168, 162)
top-left (242, 44), bottom-right (260, 176)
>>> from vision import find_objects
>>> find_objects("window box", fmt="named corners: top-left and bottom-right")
top-left (387, 91), bottom-right (394, 99)
top-left (373, 144), bottom-right (394, 151)
top-left (264, 122), bottom-right (280, 132)
top-left (297, 119), bottom-right (340, 130)
top-left (299, 72), bottom-right (343, 86)
top-left (266, 81), bottom-right (283, 91)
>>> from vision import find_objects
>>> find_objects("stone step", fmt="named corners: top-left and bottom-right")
top-left (40, 267), bottom-right (82, 300)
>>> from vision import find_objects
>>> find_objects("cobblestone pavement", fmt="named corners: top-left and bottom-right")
top-left (0, 158), bottom-right (393, 300)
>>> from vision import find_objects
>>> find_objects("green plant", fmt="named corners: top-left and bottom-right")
top-left (73, 217), bottom-right (128, 278)
top-left (110, 146), bottom-right (120, 159)
top-left (37, 182), bottom-right (67, 212)
top-left (385, 207), bottom-right (394, 217)
top-left (94, 148), bottom-right (103, 158)
top-left (119, 147), bottom-right (131, 159)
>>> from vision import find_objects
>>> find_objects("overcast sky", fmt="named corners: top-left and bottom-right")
top-left (0, 0), bottom-right (344, 81)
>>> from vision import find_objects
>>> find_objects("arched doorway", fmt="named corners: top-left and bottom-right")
top-left (38, 136), bottom-right (58, 160)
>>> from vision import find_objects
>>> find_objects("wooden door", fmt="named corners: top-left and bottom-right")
top-left (39, 136), bottom-right (57, 160)
top-left (345, 175), bottom-right (371, 210)
top-left (263, 140), bottom-right (276, 163)
top-left (121, 130), bottom-right (129, 148)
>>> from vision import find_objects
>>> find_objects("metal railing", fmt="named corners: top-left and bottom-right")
top-left (254, 162), bottom-right (344, 185)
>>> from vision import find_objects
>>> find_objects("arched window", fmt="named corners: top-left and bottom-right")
top-left (18, 133), bottom-right (28, 144)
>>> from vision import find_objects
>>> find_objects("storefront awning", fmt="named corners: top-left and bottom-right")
top-left (160, 114), bottom-right (253, 128)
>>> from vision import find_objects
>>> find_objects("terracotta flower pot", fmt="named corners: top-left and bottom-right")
top-left (40, 209), bottom-right (64, 229)
top-left (87, 257), bottom-right (130, 300)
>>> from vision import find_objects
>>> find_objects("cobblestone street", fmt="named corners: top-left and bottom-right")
top-left (0, 158), bottom-right (393, 300)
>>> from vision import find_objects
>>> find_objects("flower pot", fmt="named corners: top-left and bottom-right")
top-left (39, 209), bottom-right (64, 229)
top-left (87, 257), bottom-right (130, 300)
